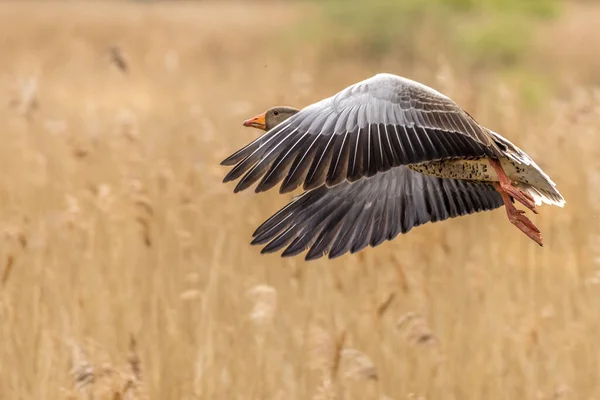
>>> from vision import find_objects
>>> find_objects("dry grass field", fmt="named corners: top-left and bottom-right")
top-left (0, 1), bottom-right (599, 399)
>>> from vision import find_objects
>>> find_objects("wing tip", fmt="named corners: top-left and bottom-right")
top-left (220, 157), bottom-right (236, 166)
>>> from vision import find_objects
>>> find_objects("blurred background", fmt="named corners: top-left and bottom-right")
top-left (0, 0), bottom-right (598, 398)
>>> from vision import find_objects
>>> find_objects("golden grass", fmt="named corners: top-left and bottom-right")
top-left (0, 1), bottom-right (599, 399)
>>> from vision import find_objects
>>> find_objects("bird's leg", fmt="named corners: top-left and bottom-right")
top-left (489, 158), bottom-right (538, 214)
top-left (493, 182), bottom-right (543, 247)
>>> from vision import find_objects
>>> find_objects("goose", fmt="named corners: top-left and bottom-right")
top-left (221, 73), bottom-right (565, 260)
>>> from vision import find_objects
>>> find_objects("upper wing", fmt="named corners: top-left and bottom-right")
top-left (251, 166), bottom-right (504, 261)
top-left (222, 73), bottom-right (502, 194)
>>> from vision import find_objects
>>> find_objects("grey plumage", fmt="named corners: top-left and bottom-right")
top-left (251, 167), bottom-right (503, 260)
top-left (222, 73), bottom-right (565, 259)
top-left (222, 74), bottom-right (502, 194)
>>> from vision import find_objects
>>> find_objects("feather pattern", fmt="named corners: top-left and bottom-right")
top-left (251, 166), bottom-right (504, 260)
top-left (222, 73), bottom-right (502, 193)
top-left (221, 72), bottom-right (565, 259)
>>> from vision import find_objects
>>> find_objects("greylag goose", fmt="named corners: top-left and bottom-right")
top-left (221, 73), bottom-right (565, 260)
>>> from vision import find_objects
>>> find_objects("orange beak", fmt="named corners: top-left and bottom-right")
top-left (243, 112), bottom-right (267, 130)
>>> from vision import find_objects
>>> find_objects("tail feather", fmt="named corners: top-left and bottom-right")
top-left (518, 183), bottom-right (566, 208)
top-left (488, 129), bottom-right (566, 209)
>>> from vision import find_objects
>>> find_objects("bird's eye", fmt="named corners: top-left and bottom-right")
top-left (273, 110), bottom-right (279, 116)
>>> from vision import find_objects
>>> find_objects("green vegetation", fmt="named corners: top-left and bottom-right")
top-left (301, 0), bottom-right (562, 68)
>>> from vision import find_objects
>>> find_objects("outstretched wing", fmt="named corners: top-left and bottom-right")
top-left (251, 166), bottom-right (504, 261)
top-left (222, 73), bottom-right (502, 194)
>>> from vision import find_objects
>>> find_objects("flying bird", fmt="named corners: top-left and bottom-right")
top-left (221, 73), bottom-right (565, 260)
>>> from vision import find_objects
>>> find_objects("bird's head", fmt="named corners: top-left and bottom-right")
top-left (242, 106), bottom-right (299, 131)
